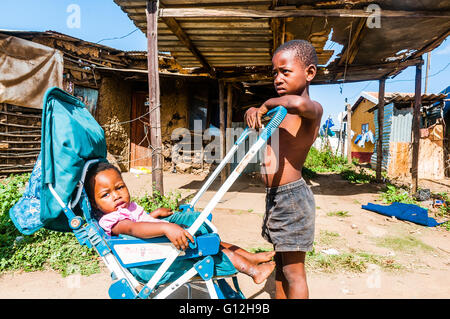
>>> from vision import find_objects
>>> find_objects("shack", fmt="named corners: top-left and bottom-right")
top-left (365, 92), bottom-right (448, 180)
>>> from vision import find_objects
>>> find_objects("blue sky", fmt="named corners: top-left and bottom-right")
top-left (1, 0), bottom-right (449, 126)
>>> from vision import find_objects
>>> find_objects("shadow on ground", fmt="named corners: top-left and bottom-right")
top-left (179, 172), bottom-right (266, 194)
top-left (308, 173), bottom-right (384, 196)
top-left (178, 169), bottom-right (384, 198)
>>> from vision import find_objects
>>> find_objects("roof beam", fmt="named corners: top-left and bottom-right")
top-left (161, 17), bottom-right (216, 77)
top-left (159, 8), bottom-right (450, 19)
top-left (385, 29), bottom-right (450, 78)
top-left (337, 17), bottom-right (367, 66)
top-left (155, 2), bottom-right (215, 77)
top-left (153, 3), bottom-right (216, 78)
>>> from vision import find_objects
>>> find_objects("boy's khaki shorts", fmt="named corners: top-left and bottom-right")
top-left (263, 178), bottom-right (316, 252)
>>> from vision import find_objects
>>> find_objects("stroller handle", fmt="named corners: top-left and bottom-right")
top-left (186, 106), bottom-right (287, 236)
top-left (234, 106), bottom-right (287, 145)
top-left (260, 106), bottom-right (288, 140)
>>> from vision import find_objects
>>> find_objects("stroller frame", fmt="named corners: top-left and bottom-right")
top-left (49, 106), bottom-right (287, 299)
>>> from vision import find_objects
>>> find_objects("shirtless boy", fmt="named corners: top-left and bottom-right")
top-left (244, 40), bottom-right (323, 299)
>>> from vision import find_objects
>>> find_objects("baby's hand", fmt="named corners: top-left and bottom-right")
top-left (163, 224), bottom-right (194, 251)
top-left (150, 207), bottom-right (173, 219)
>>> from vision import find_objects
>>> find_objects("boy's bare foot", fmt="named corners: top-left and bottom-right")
top-left (252, 261), bottom-right (276, 284)
top-left (248, 250), bottom-right (276, 265)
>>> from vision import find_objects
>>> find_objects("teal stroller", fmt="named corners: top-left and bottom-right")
top-left (9, 87), bottom-right (287, 299)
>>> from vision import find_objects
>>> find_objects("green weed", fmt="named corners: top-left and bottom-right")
top-left (380, 184), bottom-right (417, 204)
top-left (340, 167), bottom-right (375, 184)
top-left (440, 221), bottom-right (450, 231)
top-left (134, 189), bottom-right (182, 213)
top-left (327, 210), bottom-right (351, 217)
top-left (318, 230), bottom-right (341, 246)
top-left (249, 247), bottom-right (273, 254)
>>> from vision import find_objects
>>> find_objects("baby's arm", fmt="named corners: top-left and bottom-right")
top-left (148, 207), bottom-right (173, 219)
top-left (111, 220), bottom-right (194, 250)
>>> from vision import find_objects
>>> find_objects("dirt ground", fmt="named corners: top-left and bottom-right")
top-left (1, 171), bottom-right (449, 299)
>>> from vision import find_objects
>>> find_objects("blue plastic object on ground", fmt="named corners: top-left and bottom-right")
top-left (362, 202), bottom-right (444, 227)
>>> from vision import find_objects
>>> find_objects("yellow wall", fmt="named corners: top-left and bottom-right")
top-left (351, 99), bottom-right (376, 153)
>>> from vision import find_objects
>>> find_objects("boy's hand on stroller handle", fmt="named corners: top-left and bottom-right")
top-left (244, 105), bottom-right (286, 130)
top-left (163, 223), bottom-right (195, 251)
top-left (244, 105), bottom-right (268, 129)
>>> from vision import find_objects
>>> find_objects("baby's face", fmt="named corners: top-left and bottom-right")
top-left (272, 50), bottom-right (314, 96)
top-left (92, 168), bottom-right (130, 214)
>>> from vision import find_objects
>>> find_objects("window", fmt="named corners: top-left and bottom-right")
top-left (361, 123), bottom-right (369, 133)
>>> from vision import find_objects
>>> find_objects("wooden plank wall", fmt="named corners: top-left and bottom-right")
top-left (0, 103), bottom-right (41, 175)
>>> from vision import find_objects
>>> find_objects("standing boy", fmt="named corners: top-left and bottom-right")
top-left (244, 40), bottom-right (323, 299)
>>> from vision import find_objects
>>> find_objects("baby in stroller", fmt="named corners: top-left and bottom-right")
top-left (85, 161), bottom-right (276, 285)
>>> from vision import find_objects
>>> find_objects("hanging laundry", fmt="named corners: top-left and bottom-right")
top-left (355, 130), bottom-right (375, 148)
top-left (319, 117), bottom-right (335, 137)
top-left (366, 130), bottom-right (375, 143)
top-left (357, 134), bottom-right (367, 148)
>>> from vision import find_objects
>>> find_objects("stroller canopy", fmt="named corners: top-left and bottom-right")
top-left (10, 87), bottom-right (107, 234)
top-left (41, 87), bottom-right (107, 231)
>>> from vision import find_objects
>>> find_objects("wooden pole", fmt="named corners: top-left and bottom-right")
top-left (219, 80), bottom-right (226, 184)
top-left (146, 0), bottom-right (164, 194)
top-left (226, 83), bottom-right (233, 176)
top-left (376, 78), bottom-right (386, 182)
top-left (411, 59), bottom-right (423, 193)
top-left (424, 52), bottom-right (431, 94)
top-left (346, 103), bottom-right (352, 164)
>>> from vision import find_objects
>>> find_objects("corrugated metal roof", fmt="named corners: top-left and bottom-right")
top-left (366, 92), bottom-right (448, 112)
top-left (114, 0), bottom-right (450, 83)
top-left (115, 0), bottom-right (276, 70)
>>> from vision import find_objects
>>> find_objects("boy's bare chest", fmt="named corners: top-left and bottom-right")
top-left (269, 114), bottom-right (309, 147)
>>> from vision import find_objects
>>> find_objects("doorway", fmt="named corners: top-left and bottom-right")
top-left (130, 92), bottom-right (152, 168)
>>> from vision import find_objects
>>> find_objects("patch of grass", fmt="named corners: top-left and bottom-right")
top-left (374, 235), bottom-right (434, 253)
top-left (327, 210), bottom-right (351, 217)
top-left (303, 146), bottom-right (349, 174)
top-left (0, 174), bottom-right (100, 276)
top-left (306, 247), bottom-right (402, 273)
top-left (1, 230), bottom-right (101, 276)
